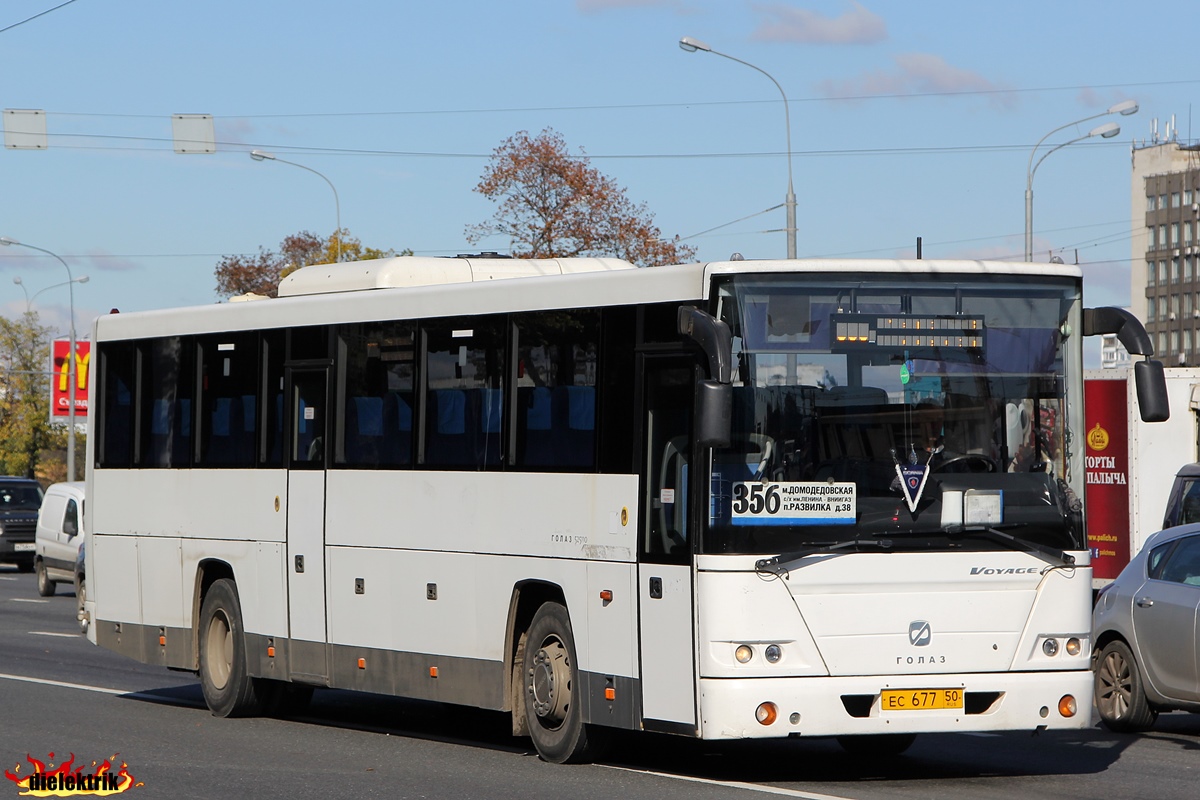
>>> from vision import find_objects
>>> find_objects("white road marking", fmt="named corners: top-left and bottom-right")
top-left (0, 672), bottom-right (125, 695)
top-left (601, 765), bottom-right (861, 800)
top-left (0, 671), bottom-right (204, 707)
top-left (0, 576), bottom-right (17, 581)
top-left (10, 598), bottom-right (50, 603)
top-left (28, 631), bottom-right (80, 638)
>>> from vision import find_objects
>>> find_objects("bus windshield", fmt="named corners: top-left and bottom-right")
top-left (704, 272), bottom-right (1085, 557)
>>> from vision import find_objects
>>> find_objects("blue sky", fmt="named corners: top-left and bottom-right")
top-left (0, 0), bottom-right (1194, 361)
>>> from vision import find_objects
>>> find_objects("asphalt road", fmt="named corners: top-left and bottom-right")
top-left (2, 563), bottom-right (1198, 800)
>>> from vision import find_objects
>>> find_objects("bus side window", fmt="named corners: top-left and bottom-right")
top-left (513, 310), bottom-right (599, 471)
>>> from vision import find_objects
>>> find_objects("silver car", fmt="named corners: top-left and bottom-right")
top-left (1093, 522), bottom-right (1200, 730)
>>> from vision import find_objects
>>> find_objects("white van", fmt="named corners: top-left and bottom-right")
top-left (34, 482), bottom-right (84, 597)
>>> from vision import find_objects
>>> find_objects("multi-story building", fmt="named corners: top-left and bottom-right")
top-left (1131, 127), bottom-right (1200, 367)
top-left (1100, 331), bottom-right (1131, 370)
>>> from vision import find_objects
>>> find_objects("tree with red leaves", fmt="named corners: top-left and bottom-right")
top-left (466, 128), bottom-right (696, 268)
top-left (214, 229), bottom-right (405, 299)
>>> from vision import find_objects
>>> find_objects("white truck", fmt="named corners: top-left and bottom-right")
top-left (1084, 367), bottom-right (1200, 583)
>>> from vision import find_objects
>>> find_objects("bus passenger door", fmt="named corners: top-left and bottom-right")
top-left (286, 367), bottom-right (329, 681)
top-left (637, 356), bottom-right (697, 730)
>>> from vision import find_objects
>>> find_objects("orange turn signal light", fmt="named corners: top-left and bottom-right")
top-left (357, 658), bottom-right (366, 670)
top-left (755, 702), bottom-right (778, 725)
top-left (1059, 694), bottom-right (1077, 718)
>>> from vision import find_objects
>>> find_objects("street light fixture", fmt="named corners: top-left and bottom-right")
top-left (249, 150), bottom-right (343, 263)
top-left (14, 275), bottom-right (89, 315)
top-left (0, 237), bottom-right (82, 481)
top-left (1024, 100), bottom-right (1138, 261)
top-left (679, 35), bottom-right (797, 259)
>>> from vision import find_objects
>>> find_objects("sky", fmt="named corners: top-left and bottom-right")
top-left (1, 0), bottom-right (1196, 367)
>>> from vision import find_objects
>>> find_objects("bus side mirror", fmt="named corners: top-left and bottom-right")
top-left (1135, 359), bottom-right (1170, 422)
top-left (695, 380), bottom-right (732, 449)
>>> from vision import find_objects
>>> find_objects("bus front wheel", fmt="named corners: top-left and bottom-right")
top-left (198, 578), bottom-right (268, 717)
top-left (523, 602), bottom-right (608, 763)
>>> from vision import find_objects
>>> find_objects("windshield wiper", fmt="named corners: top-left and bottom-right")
top-left (869, 525), bottom-right (1075, 567)
top-left (948, 525), bottom-right (1076, 567)
top-left (755, 538), bottom-right (898, 576)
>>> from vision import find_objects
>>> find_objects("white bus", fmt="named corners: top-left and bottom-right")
top-left (85, 255), bottom-right (1167, 762)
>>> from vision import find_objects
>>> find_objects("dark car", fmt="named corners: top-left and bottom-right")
top-left (1093, 522), bottom-right (1200, 731)
top-left (1162, 463), bottom-right (1200, 530)
top-left (0, 478), bottom-right (45, 572)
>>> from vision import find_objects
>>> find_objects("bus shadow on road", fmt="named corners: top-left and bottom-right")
top-left (119, 683), bottom-right (1184, 783)
top-left (604, 724), bottom-right (1146, 784)
top-left (118, 683), bottom-right (530, 755)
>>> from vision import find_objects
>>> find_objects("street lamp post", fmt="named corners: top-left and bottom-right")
top-left (1025, 100), bottom-right (1138, 261)
top-left (679, 35), bottom-right (797, 259)
top-left (0, 237), bottom-right (81, 481)
top-left (249, 150), bottom-right (342, 263)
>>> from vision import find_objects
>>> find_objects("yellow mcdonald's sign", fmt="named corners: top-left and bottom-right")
top-left (57, 348), bottom-right (90, 392)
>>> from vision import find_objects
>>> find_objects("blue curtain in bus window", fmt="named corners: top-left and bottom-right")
top-left (107, 376), bottom-right (133, 465)
top-left (521, 386), bottom-right (555, 466)
top-left (428, 389), bottom-right (470, 465)
top-left (437, 390), bottom-right (466, 434)
top-left (345, 396), bottom-right (383, 464)
top-left (386, 392), bottom-right (412, 465)
top-left (558, 386), bottom-right (594, 468)
top-left (207, 397), bottom-right (239, 463)
top-left (239, 395), bottom-right (257, 463)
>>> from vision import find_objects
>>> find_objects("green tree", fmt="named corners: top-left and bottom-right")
top-left (466, 128), bottom-right (697, 267)
top-left (0, 311), bottom-right (68, 481)
top-left (214, 229), bottom-right (408, 299)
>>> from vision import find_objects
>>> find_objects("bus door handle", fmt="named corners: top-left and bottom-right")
top-left (295, 555), bottom-right (305, 574)
top-left (1136, 597), bottom-right (1153, 608)
top-left (649, 577), bottom-right (663, 599)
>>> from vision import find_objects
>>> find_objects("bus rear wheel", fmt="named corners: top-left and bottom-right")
top-left (198, 578), bottom-right (268, 717)
top-left (523, 602), bottom-right (608, 763)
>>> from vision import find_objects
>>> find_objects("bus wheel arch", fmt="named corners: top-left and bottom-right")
top-left (504, 581), bottom-right (566, 737)
top-left (192, 560), bottom-right (235, 671)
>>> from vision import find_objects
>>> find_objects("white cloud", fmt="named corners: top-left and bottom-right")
top-left (750, 1), bottom-right (886, 45)
top-left (817, 52), bottom-right (1015, 108)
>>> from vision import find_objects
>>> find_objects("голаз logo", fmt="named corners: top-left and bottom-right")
top-left (5, 753), bottom-right (140, 796)
top-left (909, 620), bottom-right (932, 647)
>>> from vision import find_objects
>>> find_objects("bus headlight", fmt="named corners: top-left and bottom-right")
top-left (1065, 637), bottom-right (1082, 656)
top-left (1042, 638), bottom-right (1059, 657)
top-left (764, 644), bottom-right (782, 663)
top-left (735, 645), bottom-right (754, 663)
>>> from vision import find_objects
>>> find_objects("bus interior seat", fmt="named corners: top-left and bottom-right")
top-left (206, 396), bottom-right (243, 464)
top-left (149, 397), bottom-right (192, 466)
top-left (558, 385), bottom-right (595, 468)
top-left (519, 386), bottom-right (555, 466)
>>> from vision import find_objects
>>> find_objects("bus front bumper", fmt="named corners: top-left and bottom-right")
top-left (697, 670), bottom-right (1092, 739)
